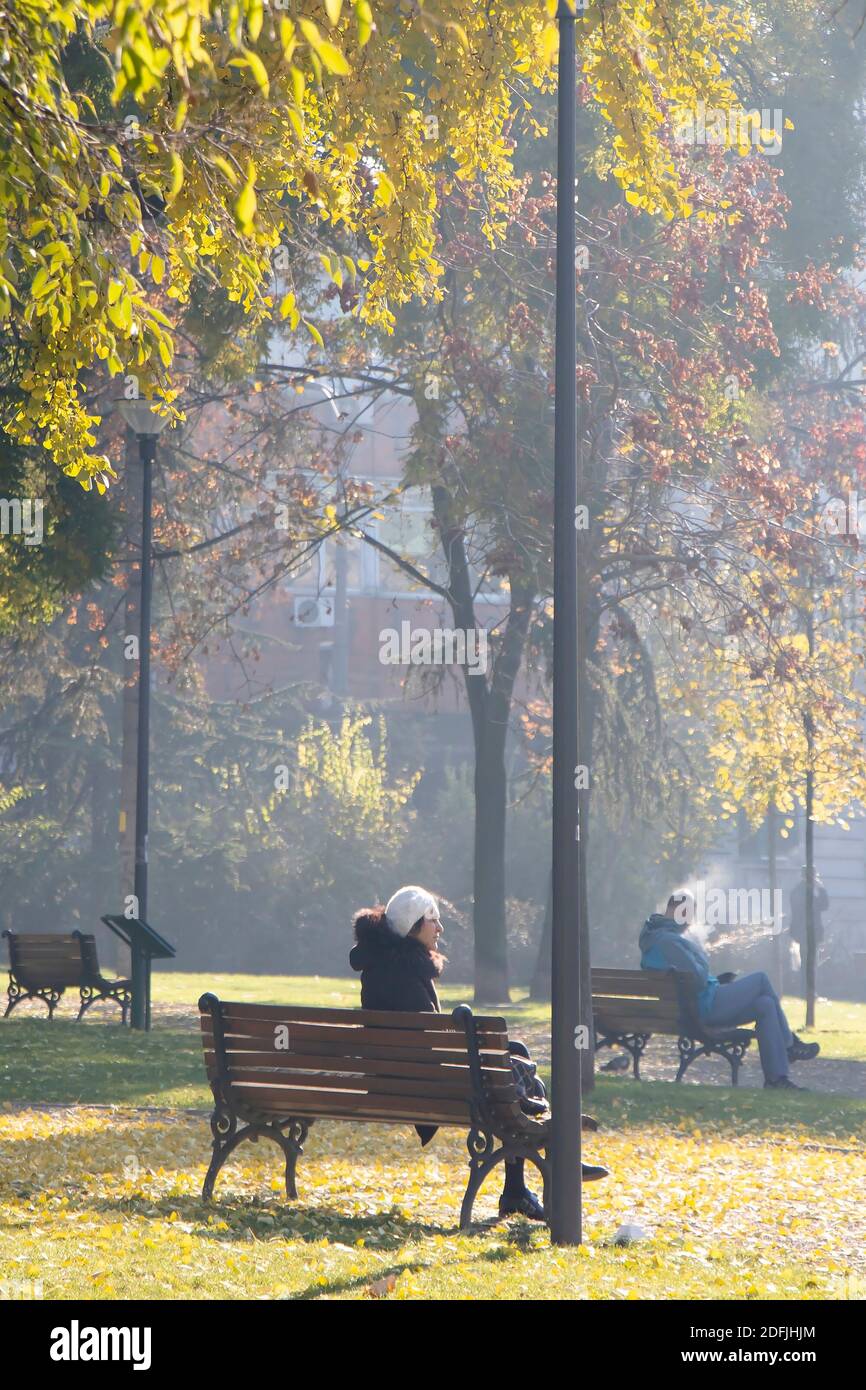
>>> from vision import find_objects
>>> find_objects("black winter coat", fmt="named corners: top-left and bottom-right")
top-left (349, 916), bottom-right (441, 1144)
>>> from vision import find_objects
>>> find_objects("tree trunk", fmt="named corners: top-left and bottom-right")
top-left (530, 870), bottom-right (553, 999)
top-left (804, 602), bottom-right (817, 1029)
top-left (767, 802), bottom-right (783, 995)
top-left (473, 717), bottom-right (510, 1002)
top-left (429, 480), bottom-right (533, 1006)
top-left (804, 766), bottom-right (816, 1028)
top-left (91, 752), bottom-right (116, 967)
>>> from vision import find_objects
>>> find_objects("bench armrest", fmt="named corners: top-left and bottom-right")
top-left (451, 1004), bottom-right (497, 1130)
top-left (199, 992), bottom-right (231, 1092)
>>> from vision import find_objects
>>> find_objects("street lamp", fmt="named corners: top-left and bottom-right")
top-left (550, 0), bottom-right (583, 1245)
top-left (118, 398), bottom-right (169, 1028)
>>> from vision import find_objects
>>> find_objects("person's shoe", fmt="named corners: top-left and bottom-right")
top-left (788, 1035), bottom-right (820, 1063)
top-left (582, 1162), bottom-right (610, 1181)
top-left (499, 1189), bottom-right (545, 1221)
top-left (764, 1077), bottom-right (807, 1090)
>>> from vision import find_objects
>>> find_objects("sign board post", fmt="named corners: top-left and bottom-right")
top-left (101, 914), bottom-right (176, 1031)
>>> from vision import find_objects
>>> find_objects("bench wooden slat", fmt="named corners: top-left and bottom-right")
top-left (596, 1014), bottom-right (681, 1035)
top-left (220, 1069), bottom-right (514, 1102)
top-left (229, 1083), bottom-right (473, 1124)
top-left (12, 953), bottom-right (85, 963)
top-left (211, 1062), bottom-right (516, 1101)
top-left (216, 1001), bottom-right (507, 1031)
top-left (12, 945), bottom-right (84, 956)
top-left (202, 1048), bottom-right (510, 1079)
top-left (594, 973), bottom-right (678, 984)
top-left (595, 1001), bottom-right (681, 1019)
top-left (14, 968), bottom-right (85, 985)
top-left (594, 999), bottom-right (681, 1019)
top-left (592, 977), bottom-right (678, 997)
top-left (202, 1016), bottom-right (509, 1051)
top-left (5, 934), bottom-right (90, 945)
top-left (592, 983), bottom-right (678, 1000)
top-left (204, 1041), bottom-right (512, 1072)
top-left (213, 1011), bottom-right (509, 1045)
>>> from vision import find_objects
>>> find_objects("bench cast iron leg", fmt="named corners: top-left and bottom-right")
top-left (678, 1036), bottom-right (752, 1086)
top-left (202, 1098), bottom-right (240, 1201)
top-left (460, 1129), bottom-right (502, 1230)
top-left (4, 981), bottom-right (27, 1017)
top-left (630, 1033), bottom-right (650, 1079)
top-left (460, 1130), bottom-right (549, 1231)
top-left (676, 1036), bottom-right (699, 1082)
top-left (716, 1038), bottom-right (750, 1086)
top-left (77, 985), bottom-right (133, 1024)
top-left (77, 988), bottom-right (96, 1022)
top-left (276, 1118), bottom-right (310, 1199)
top-left (5, 983), bottom-right (63, 1019)
top-left (202, 1111), bottom-right (311, 1202)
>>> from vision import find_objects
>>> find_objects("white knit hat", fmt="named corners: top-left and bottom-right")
top-left (385, 885), bottom-right (440, 937)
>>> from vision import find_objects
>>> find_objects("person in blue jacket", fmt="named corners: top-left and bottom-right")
top-left (640, 890), bottom-right (819, 1088)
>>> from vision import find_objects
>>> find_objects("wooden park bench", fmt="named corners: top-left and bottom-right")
top-left (2, 930), bottom-right (132, 1023)
top-left (198, 994), bottom-right (597, 1229)
top-left (592, 967), bottom-right (755, 1085)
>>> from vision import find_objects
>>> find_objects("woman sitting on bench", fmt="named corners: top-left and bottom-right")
top-left (350, 884), bottom-right (608, 1222)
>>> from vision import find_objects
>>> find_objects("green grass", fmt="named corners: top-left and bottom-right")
top-left (0, 1018), bottom-right (206, 1108)
top-left (1, 973), bottom-right (864, 1300)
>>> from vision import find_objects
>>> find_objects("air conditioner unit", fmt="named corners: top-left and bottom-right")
top-left (294, 596), bottom-right (334, 628)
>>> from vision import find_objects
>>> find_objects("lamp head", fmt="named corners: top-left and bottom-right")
top-left (117, 399), bottom-right (170, 437)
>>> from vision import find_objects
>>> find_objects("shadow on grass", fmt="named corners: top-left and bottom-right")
top-left (287, 1257), bottom-right (437, 1300)
top-left (0, 1018), bottom-right (208, 1107)
top-left (1, 1170), bottom-right (475, 1249)
top-left (589, 1076), bottom-right (866, 1139)
top-left (285, 1227), bottom-right (546, 1299)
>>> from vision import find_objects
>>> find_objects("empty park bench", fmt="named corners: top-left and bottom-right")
top-left (198, 994), bottom-right (597, 1228)
top-left (592, 967), bottom-right (755, 1085)
top-left (2, 930), bottom-right (132, 1023)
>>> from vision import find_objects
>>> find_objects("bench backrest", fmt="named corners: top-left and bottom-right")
top-left (199, 996), bottom-right (519, 1127)
top-left (592, 967), bottom-right (696, 1036)
top-left (3, 930), bottom-right (98, 989)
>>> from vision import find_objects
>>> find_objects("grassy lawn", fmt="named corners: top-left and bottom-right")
top-left (1, 973), bottom-right (865, 1300)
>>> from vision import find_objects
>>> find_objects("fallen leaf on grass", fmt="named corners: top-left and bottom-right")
top-left (365, 1273), bottom-right (397, 1298)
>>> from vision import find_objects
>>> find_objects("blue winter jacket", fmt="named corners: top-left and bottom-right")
top-left (639, 913), bottom-right (719, 1017)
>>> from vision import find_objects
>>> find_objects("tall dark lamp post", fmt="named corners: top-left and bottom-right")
top-left (118, 399), bottom-right (169, 1029)
top-left (550, 0), bottom-right (582, 1245)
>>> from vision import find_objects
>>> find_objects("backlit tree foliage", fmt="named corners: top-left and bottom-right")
top-left (1, 0), bottom-right (752, 486)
